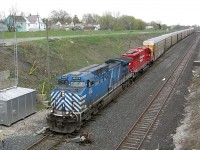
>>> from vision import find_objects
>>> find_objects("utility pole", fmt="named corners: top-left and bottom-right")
top-left (37, 12), bottom-right (40, 31)
top-left (14, 15), bottom-right (18, 86)
top-left (46, 19), bottom-right (51, 97)
top-left (128, 22), bottom-right (132, 48)
top-left (1, 26), bottom-right (5, 47)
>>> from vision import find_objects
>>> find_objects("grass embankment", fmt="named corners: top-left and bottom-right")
top-left (3, 29), bottom-right (166, 39)
top-left (0, 30), bottom-right (168, 110)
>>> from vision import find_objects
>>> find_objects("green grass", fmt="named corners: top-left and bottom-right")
top-left (2, 29), bottom-right (169, 39)
top-left (0, 30), bottom-right (168, 96)
top-left (36, 102), bottom-right (48, 111)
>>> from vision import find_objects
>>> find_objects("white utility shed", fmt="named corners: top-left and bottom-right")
top-left (0, 87), bottom-right (36, 126)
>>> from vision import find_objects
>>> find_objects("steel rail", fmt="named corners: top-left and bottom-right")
top-left (47, 134), bottom-right (69, 150)
top-left (26, 133), bottom-right (66, 150)
top-left (116, 34), bottom-right (199, 150)
top-left (26, 134), bottom-right (51, 150)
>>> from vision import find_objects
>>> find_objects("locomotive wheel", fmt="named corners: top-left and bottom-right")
top-left (129, 78), bottom-right (133, 84)
top-left (122, 83), bottom-right (126, 90)
top-left (149, 60), bottom-right (154, 66)
top-left (140, 69), bottom-right (144, 74)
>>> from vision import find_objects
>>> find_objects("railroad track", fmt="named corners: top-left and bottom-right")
top-left (116, 35), bottom-right (200, 150)
top-left (120, 34), bottom-right (195, 96)
top-left (26, 133), bottom-right (69, 150)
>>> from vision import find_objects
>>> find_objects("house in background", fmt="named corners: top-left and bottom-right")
top-left (25, 17), bottom-right (30, 32)
top-left (55, 21), bottom-right (62, 27)
top-left (0, 20), bottom-right (8, 32)
top-left (26, 14), bottom-right (46, 31)
top-left (5, 15), bottom-right (26, 32)
top-left (146, 25), bottom-right (154, 30)
top-left (51, 21), bottom-right (65, 30)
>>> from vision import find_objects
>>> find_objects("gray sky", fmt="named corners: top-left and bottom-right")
top-left (0, 0), bottom-right (199, 26)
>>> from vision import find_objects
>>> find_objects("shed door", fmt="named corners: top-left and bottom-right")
top-left (11, 98), bottom-right (19, 123)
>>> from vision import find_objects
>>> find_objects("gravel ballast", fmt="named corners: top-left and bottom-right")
top-left (0, 33), bottom-right (198, 150)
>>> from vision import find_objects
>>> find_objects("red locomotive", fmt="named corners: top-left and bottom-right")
top-left (122, 47), bottom-right (154, 75)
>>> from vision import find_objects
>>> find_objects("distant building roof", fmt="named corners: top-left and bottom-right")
top-left (14, 16), bottom-right (26, 22)
top-left (6, 15), bottom-right (26, 22)
top-left (27, 15), bottom-right (39, 24)
top-left (0, 20), bottom-right (5, 24)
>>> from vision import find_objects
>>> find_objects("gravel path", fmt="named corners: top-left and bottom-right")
top-left (0, 109), bottom-right (49, 150)
top-left (3, 32), bottom-right (149, 46)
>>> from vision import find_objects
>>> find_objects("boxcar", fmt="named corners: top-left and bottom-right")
top-left (143, 36), bottom-right (166, 60)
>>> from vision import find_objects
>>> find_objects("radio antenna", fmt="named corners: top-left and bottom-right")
top-left (14, 14), bottom-right (18, 86)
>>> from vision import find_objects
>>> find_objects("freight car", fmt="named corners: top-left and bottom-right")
top-left (143, 28), bottom-right (194, 60)
top-left (47, 57), bottom-right (133, 133)
top-left (47, 28), bottom-right (194, 133)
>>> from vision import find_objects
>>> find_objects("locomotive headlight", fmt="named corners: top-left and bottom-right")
top-left (61, 91), bottom-right (65, 97)
top-left (50, 110), bottom-right (53, 113)
top-left (66, 111), bottom-right (69, 115)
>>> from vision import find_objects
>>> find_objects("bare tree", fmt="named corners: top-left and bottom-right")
top-left (0, 11), bottom-right (6, 20)
top-left (98, 12), bottom-right (116, 30)
top-left (9, 5), bottom-right (19, 15)
top-left (5, 5), bottom-right (19, 32)
top-left (156, 20), bottom-right (162, 29)
top-left (117, 15), bottom-right (135, 30)
top-left (19, 11), bottom-right (28, 17)
top-left (49, 9), bottom-right (72, 24)
top-left (72, 15), bottom-right (81, 28)
top-left (82, 13), bottom-right (99, 24)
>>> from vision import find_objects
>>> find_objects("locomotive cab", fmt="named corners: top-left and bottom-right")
top-left (56, 74), bottom-right (86, 94)
top-left (47, 64), bottom-right (110, 133)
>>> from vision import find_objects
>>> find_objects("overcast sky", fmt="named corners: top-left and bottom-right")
top-left (0, 0), bottom-right (199, 26)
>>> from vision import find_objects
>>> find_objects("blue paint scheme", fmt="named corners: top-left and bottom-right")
top-left (50, 57), bottom-right (132, 114)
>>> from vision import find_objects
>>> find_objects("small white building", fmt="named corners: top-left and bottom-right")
top-left (26, 15), bottom-right (46, 31)
top-left (25, 17), bottom-right (30, 32)
top-left (0, 87), bottom-right (36, 126)
top-left (55, 21), bottom-right (62, 27)
top-left (93, 24), bottom-right (100, 30)
top-left (146, 26), bottom-right (154, 30)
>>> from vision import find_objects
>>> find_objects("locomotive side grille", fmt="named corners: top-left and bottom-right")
top-left (51, 91), bottom-right (86, 112)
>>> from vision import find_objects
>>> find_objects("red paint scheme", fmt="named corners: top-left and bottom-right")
top-left (122, 47), bottom-right (153, 73)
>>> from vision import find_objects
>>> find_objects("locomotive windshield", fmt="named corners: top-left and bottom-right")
top-left (56, 79), bottom-right (85, 93)
top-left (57, 79), bottom-right (69, 88)
top-left (71, 81), bottom-right (85, 87)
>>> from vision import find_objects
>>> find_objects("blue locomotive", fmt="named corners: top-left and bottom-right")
top-left (47, 57), bottom-right (133, 133)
